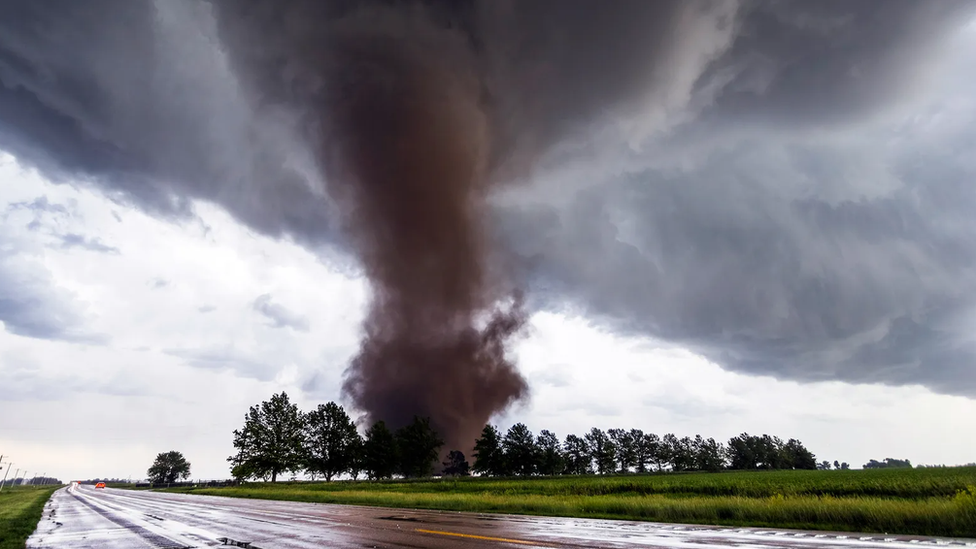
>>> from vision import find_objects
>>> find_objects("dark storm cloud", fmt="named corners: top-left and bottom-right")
top-left (252, 294), bottom-right (310, 332)
top-left (0, 0), bottom-right (340, 247)
top-left (1, 0), bottom-right (976, 408)
top-left (502, 109), bottom-right (976, 396)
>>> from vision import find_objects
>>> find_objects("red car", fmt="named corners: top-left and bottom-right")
top-left (95, 482), bottom-right (106, 489)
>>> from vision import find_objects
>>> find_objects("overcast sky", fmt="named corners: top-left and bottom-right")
top-left (2, 1), bottom-right (976, 481)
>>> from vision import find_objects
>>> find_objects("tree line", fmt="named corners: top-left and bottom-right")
top-left (227, 392), bottom-right (820, 482)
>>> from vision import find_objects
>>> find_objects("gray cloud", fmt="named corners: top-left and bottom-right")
top-left (0, 237), bottom-right (107, 344)
top-left (1, 0), bottom-right (976, 397)
top-left (252, 294), bottom-right (310, 332)
top-left (163, 347), bottom-right (278, 382)
top-left (9, 196), bottom-right (69, 216)
top-left (197, 305), bottom-right (216, 313)
top-left (149, 278), bottom-right (169, 289)
top-left (58, 233), bottom-right (119, 254)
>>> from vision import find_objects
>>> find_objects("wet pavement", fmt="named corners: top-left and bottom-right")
top-left (27, 484), bottom-right (976, 548)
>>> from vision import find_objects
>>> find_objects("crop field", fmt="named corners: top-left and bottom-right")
top-left (0, 486), bottom-right (59, 549)
top-left (165, 467), bottom-right (976, 537)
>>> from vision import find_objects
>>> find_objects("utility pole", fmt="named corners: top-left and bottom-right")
top-left (0, 459), bottom-right (9, 491)
top-left (23, 471), bottom-right (29, 486)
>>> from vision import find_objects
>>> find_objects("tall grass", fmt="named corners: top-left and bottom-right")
top-left (166, 468), bottom-right (976, 538)
top-left (0, 486), bottom-right (60, 549)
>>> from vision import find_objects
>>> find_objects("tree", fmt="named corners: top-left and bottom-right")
top-left (147, 451), bottom-right (191, 484)
top-left (363, 421), bottom-right (398, 480)
top-left (863, 458), bottom-right (912, 469)
top-left (585, 428), bottom-right (616, 474)
top-left (536, 430), bottom-right (565, 476)
top-left (608, 429), bottom-right (635, 473)
top-left (833, 460), bottom-right (840, 469)
top-left (503, 423), bottom-right (540, 477)
top-left (692, 435), bottom-right (727, 472)
top-left (631, 430), bottom-right (658, 473)
top-left (227, 392), bottom-right (307, 482)
top-left (442, 450), bottom-right (470, 477)
top-left (840, 462), bottom-right (850, 470)
top-left (473, 425), bottom-right (506, 477)
top-left (395, 416), bottom-right (443, 478)
top-left (304, 402), bottom-right (360, 481)
top-left (347, 435), bottom-right (365, 480)
top-left (663, 434), bottom-right (694, 471)
top-left (563, 434), bottom-right (592, 475)
top-left (782, 439), bottom-right (817, 470)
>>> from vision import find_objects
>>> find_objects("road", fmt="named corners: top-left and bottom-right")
top-left (27, 484), bottom-right (976, 549)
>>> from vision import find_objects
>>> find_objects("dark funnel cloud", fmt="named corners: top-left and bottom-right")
top-left (206, 0), bottom-right (738, 448)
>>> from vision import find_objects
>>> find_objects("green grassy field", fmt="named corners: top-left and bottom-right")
top-left (0, 486), bottom-right (60, 549)
top-left (164, 467), bottom-right (976, 537)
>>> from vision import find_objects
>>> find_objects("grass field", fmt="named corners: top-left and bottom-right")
top-left (0, 486), bottom-right (60, 549)
top-left (164, 467), bottom-right (976, 538)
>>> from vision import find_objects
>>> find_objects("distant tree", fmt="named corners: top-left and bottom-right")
top-left (631, 430), bottom-right (657, 473)
top-left (863, 458), bottom-right (913, 469)
top-left (227, 392), bottom-right (307, 482)
top-left (304, 402), bottom-right (360, 481)
top-left (585, 428), bottom-right (617, 474)
top-left (473, 425), bottom-right (506, 477)
top-left (727, 433), bottom-right (795, 470)
top-left (818, 461), bottom-right (832, 470)
top-left (840, 462), bottom-right (850, 470)
top-left (536, 430), bottom-right (565, 476)
top-left (782, 439), bottom-right (817, 470)
top-left (834, 460), bottom-right (840, 469)
top-left (442, 450), bottom-right (470, 477)
top-left (663, 434), bottom-right (694, 471)
top-left (363, 421), bottom-right (398, 480)
top-left (503, 423), bottom-right (540, 477)
top-left (347, 435), bottom-right (365, 480)
top-left (692, 435), bottom-right (727, 472)
top-left (147, 451), bottom-right (191, 484)
top-left (395, 416), bottom-right (444, 478)
top-left (563, 434), bottom-right (592, 475)
top-left (608, 429), bottom-right (636, 473)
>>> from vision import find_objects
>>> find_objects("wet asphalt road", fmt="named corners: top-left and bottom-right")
top-left (27, 484), bottom-right (976, 549)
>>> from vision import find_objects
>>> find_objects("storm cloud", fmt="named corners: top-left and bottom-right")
top-left (1, 0), bottom-right (975, 428)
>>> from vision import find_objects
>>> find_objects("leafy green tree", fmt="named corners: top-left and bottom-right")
top-left (691, 435), bottom-right (727, 472)
top-left (442, 450), bottom-right (470, 477)
top-left (503, 423), bottom-right (539, 476)
top-left (473, 424), bottom-right (506, 476)
top-left (632, 430), bottom-right (659, 473)
top-left (585, 428), bottom-right (616, 474)
top-left (563, 434), bottom-right (592, 475)
top-left (347, 435), bottom-right (365, 480)
top-left (147, 451), bottom-right (191, 484)
top-left (363, 421), bottom-right (398, 479)
top-left (227, 392), bottom-right (307, 482)
top-left (395, 416), bottom-right (443, 478)
top-left (304, 402), bottom-right (360, 481)
top-left (780, 438), bottom-right (816, 470)
top-left (536, 430), bottom-right (565, 476)
top-left (663, 434), bottom-right (694, 471)
top-left (608, 428), bottom-right (636, 473)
